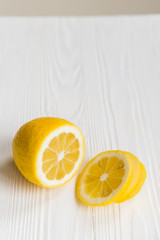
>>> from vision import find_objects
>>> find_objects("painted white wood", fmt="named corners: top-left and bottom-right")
top-left (0, 16), bottom-right (159, 240)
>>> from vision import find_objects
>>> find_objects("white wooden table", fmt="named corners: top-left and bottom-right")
top-left (0, 16), bottom-right (160, 240)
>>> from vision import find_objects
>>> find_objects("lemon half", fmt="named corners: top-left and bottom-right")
top-left (12, 117), bottom-right (85, 187)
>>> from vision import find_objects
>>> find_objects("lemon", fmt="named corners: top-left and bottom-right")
top-left (76, 150), bottom-right (134, 206)
top-left (114, 152), bottom-right (142, 203)
top-left (12, 117), bottom-right (85, 187)
top-left (117, 161), bottom-right (146, 202)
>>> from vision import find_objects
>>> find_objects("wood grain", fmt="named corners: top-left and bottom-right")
top-left (0, 16), bottom-right (159, 240)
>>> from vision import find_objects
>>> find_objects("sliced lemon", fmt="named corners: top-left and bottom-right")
top-left (76, 150), bottom-right (134, 206)
top-left (12, 117), bottom-right (85, 187)
top-left (114, 152), bottom-right (142, 203)
top-left (117, 161), bottom-right (146, 202)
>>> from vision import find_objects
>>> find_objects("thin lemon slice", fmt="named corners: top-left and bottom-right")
top-left (118, 161), bottom-right (146, 202)
top-left (76, 150), bottom-right (134, 206)
top-left (114, 152), bottom-right (141, 203)
top-left (12, 117), bottom-right (85, 187)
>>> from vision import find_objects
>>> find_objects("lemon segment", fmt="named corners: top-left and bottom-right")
top-left (76, 150), bottom-right (134, 206)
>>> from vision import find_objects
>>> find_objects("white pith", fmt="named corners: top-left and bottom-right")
top-left (79, 151), bottom-right (131, 204)
top-left (58, 151), bottom-right (64, 162)
top-left (100, 173), bottom-right (108, 181)
top-left (37, 125), bottom-right (84, 186)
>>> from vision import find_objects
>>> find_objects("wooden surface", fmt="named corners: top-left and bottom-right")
top-left (0, 16), bottom-right (160, 240)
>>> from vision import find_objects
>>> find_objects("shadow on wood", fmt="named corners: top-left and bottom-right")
top-left (0, 157), bottom-right (41, 190)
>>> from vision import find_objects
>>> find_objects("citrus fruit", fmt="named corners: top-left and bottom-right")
top-left (116, 161), bottom-right (146, 202)
top-left (12, 117), bottom-right (85, 187)
top-left (76, 150), bottom-right (134, 206)
top-left (114, 152), bottom-right (142, 203)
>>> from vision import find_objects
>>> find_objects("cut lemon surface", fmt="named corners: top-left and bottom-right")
top-left (12, 117), bottom-right (85, 187)
top-left (115, 152), bottom-right (142, 203)
top-left (76, 150), bottom-right (134, 206)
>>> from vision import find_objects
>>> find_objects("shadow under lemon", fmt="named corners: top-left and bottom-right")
top-left (0, 158), bottom-right (64, 201)
top-left (0, 155), bottom-right (83, 207)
